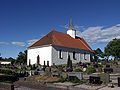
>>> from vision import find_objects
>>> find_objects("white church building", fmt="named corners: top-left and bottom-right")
top-left (27, 20), bottom-right (94, 66)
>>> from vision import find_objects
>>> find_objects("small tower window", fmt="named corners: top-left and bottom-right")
top-left (58, 50), bottom-right (63, 59)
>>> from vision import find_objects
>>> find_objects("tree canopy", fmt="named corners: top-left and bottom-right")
top-left (16, 50), bottom-right (27, 65)
top-left (95, 48), bottom-right (104, 58)
top-left (104, 38), bottom-right (120, 60)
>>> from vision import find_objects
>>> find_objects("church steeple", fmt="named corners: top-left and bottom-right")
top-left (69, 17), bottom-right (74, 30)
top-left (67, 18), bottom-right (76, 38)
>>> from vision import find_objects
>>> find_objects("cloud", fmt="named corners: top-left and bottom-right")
top-left (11, 42), bottom-right (26, 47)
top-left (0, 42), bottom-right (9, 45)
top-left (27, 39), bottom-right (39, 45)
top-left (77, 24), bottom-right (120, 44)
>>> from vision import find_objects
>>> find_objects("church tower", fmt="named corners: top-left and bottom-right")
top-left (67, 18), bottom-right (76, 38)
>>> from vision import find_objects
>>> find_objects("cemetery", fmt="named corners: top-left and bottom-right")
top-left (1, 59), bottom-right (120, 90)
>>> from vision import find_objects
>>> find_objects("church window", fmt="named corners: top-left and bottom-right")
top-left (37, 55), bottom-right (40, 65)
top-left (73, 51), bottom-right (76, 60)
top-left (58, 50), bottom-right (63, 59)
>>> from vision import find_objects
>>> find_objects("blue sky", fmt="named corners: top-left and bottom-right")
top-left (0, 0), bottom-right (120, 58)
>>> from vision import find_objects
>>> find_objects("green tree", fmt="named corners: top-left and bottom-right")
top-left (67, 55), bottom-right (73, 70)
top-left (67, 55), bottom-right (71, 68)
top-left (8, 57), bottom-right (16, 65)
top-left (95, 48), bottom-right (104, 57)
top-left (94, 48), bottom-right (104, 61)
top-left (16, 50), bottom-right (27, 65)
top-left (104, 38), bottom-right (120, 60)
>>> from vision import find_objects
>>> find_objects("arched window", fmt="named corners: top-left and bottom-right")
top-left (73, 51), bottom-right (76, 60)
top-left (58, 50), bottom-right (63, 59)
top-left (37, 55), bottom-right (40, 65)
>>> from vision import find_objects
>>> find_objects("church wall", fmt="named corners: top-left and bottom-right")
top-left (27, 45), bottom-right (52, 66)
top-left (51, 45), bottom-right (91, 65)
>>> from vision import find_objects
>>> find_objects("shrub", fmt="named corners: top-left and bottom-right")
top-left (74, 67), bottom-right (83, 72)
top-left (59, 77), bottom-right (66, 83)
top-left (86, 66), bottom-right (96, 74)
top-left (0, 69), bottom-right (15, 75)
top-left (70, 78), bottom-right (80, 83)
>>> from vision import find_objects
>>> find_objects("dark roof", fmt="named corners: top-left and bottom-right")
top-left (29, 31), bottom-right (94, 53)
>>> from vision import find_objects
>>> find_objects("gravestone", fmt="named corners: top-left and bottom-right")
top-left (28, 71), bottom-right (32, 76)
top-left (104, 64), bottom-right (113, 73)
top-left (68, 76), bottom-right (78, 81)
top-left (106, 64), bottom-right (110, 68)
top-left (67, 72), bottom-right (83, 80)
top-left (89, 76), bottom-right (102, 84)
top-left (99, 73), bottom-right (110, 84)
top-left (118, 77), bottom-right (120, 87)
top-left (104, 68), bottom-right (113, 73)
top-left (45, 67), bottom-right (51, 76)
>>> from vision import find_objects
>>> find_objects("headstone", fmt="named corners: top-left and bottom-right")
top-left (34, 71), bottom-right (39, 75)
top-left (98, 67), bottom-right (102, 72)
top-left (104, 68), bottom-right (113, 73)
top-left (89, 76), bottom-right (102, 84)
top-left (67, 72), bottom-right (83, 80)
top-left (118, 77), bottom-right (120, 87)
top-left (45, 67), bottom-right (51, 76)
top-left (99, 73), bottom-right (110, 84)
top-left (106, 64), bottom-right (110, 68)
top-left (68, 76), bottom-right (78, 81)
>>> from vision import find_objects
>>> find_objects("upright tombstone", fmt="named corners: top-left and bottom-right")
top-left (104, 64), bottom-right (113, 73)
top-left (89, 75), bottom-right (102, 84)
top-left (29, 70), bottom-right (32, 76)
top-left (118, 77), bottom-right (120, 87)
top-left (67, 72), bottom-right (83, 80)
top-left (45, 67), bottom-right (51, 76)
top-left (99, 73), bottom-right (110, 84)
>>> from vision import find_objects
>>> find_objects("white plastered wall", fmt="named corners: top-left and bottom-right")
top-left (27, 45), bottom-right (52, 66)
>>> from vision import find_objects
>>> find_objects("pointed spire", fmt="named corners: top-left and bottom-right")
top-left (69, 17), bottom-right (74, 30)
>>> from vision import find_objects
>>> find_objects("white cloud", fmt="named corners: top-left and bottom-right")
top-left (11, 42), bottom-right (26, 47)
top-left (0, 42), bottom-right (9, 45)
top-left (27, 39), bottom-right (39, 45)
top-left (77, 24), bottom-right (120, 44)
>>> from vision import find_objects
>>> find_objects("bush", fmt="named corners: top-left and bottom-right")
top-left (70, 78), bottom-right (80, 83)
top-left (68, 77), bottom-right (87, 84)
top-left (74, 67), bottom-right (83, 72)
top-left (59, 77), bottom-right (66, 83)
top-left (86, 66), bottom-right (96, 74)
top-left (0, 69), bottom-right (15, 75)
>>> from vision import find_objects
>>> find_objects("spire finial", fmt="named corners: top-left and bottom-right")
top-left (69, 17), bottom-right (74, 30)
